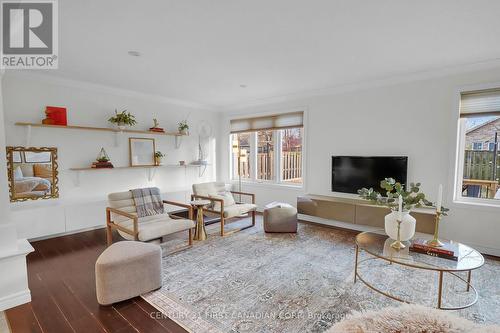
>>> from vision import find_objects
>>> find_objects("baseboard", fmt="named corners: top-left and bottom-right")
top-left (298, 214), bottom-right (378, 233)
top-left (0, 290), bottom-right (31, 312)
top-left (28, 225), bottom-right (105, 242)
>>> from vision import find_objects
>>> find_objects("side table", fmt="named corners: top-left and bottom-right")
top-left (190, 199), bottom-right (211, 241)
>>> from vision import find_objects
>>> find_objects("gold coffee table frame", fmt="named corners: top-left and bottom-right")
top-left (354, 231), bottom-right (484, 310)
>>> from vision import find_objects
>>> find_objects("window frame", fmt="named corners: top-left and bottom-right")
top-left (230, 128), bottom-right (305, 188)
top-left (453, 85), bottom-right (500, 208)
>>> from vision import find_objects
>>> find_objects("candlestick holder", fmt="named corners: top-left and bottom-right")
top-left (426, 211), bottom-right (444, 247)
top-left (390, 218), bottom-right (406, 250)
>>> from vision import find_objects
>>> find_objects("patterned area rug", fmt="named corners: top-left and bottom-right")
top-left (142, 219), bottom-right (500, 333)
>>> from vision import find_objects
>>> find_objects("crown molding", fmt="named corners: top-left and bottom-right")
top-left (220, 57), bottom-right (500, 111)
top-left (2, 71), bottom-right (217, 111)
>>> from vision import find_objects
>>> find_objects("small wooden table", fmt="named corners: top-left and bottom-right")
top-left (190, 200), bottom-right (211, 241)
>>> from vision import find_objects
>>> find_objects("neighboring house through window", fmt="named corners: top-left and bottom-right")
top-left (457, 89), bottom-right (500, 203)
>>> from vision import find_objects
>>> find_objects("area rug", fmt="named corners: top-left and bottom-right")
top-left (142, 219), bottom-right (500, 333)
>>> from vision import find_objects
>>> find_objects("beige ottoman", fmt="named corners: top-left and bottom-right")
top-left (95, 241), bottom-right (162, 305)
top-left (263, 202), bottom-right (298, 233)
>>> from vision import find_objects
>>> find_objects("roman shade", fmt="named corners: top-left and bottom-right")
top-left (460, 89), bottom-right (500, 117)
top-left (230, 111), bottom-right (303, 133)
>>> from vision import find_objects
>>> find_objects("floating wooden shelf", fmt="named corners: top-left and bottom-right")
top-left (15, 122), bottom-right (186, 137)
top-left (69, 164), bottom-right (204, 171)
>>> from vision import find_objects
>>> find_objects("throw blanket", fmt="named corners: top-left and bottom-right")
top-left (131, 187), bottom-right (165, 217)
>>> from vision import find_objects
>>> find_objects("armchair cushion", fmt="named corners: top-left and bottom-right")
top-left (209, 191), bottom-right (236, 211)
top-left (118, 216), bottom-right (195, 241)
top-left (223, 203), bottom-right (257, 218)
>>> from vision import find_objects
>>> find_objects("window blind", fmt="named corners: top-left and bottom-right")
top-left (460, 89), bottom-right (500, 117)
top-left (230, 111), bottom-right (303, 133)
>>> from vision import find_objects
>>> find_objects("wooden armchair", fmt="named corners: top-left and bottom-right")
top-left (191, 182), bottom-right (257, 236)
top-left (106, 191), bottom-right (195, 246)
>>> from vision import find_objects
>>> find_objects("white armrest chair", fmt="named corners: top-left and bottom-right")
top-left (106, 191), bottom-right (195, 246)
top-left (191, 182), bottom-right (257, 236)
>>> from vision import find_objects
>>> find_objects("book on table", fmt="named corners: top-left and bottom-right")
top-left (410, 239), bottom-right (458, 261)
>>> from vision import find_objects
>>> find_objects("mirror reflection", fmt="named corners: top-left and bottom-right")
top-left (7, 147), bottom-right (59, 202)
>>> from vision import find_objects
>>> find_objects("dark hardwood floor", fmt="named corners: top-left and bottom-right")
top-left (5, 227), bottom-right (189, 333)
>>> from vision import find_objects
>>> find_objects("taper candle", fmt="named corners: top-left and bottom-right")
top-left (436, 184), bottom-right (443, 213)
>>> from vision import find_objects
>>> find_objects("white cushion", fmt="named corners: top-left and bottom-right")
top-left (223, 203), bottom-right (257, 218)
top-left (210, 192), bottom-right (236, 211)
top-left (13, 166), bottom-right (23, 180)
top-left (192, 182), bottom-right (226, 197)
top-left (118, 217), bottom-right (195, 241)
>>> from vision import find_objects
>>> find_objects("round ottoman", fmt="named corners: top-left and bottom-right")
top-left (95, 241), bottom-right (162, 305)
top-left (263, 202), bottom-right (298, 233)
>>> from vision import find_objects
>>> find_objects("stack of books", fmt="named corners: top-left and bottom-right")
top-left (149, 127), bottom-right (165, 133)
top-left (92, 161), bottom-right (114, 168)
top-left (410, 239), bottom-right (458, 261)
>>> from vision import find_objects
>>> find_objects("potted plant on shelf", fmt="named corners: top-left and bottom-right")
top-left (358, 178), bottom-right (448, 242)
top-left (108, 109), bottom-right (137, 130)
top-left (154, 151), bottom-right (165, 166)
top-left (178, 120), bottom-right (189, 135)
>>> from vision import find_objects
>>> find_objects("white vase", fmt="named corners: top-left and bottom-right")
top-left (384, 211), bottom-right (416, 241)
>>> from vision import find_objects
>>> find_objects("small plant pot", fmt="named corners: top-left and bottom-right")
top-left (116, 124), bottom-right (127, 131)
top-left (179, 129), bottom-right (188, 135)
top-left (155, 157), bottom-right (162, 166)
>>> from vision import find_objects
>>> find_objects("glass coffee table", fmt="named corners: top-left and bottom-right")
top-left (354, 230), bottom-right (484, 310)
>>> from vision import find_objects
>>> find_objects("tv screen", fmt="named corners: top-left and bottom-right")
top-left (331, 156), bottom-right (408, 194)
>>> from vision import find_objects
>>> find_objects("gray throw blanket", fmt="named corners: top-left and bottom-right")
top-left (131, 187), bottom-right (165, 217)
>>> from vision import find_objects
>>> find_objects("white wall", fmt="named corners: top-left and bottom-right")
top-left (219, 66), bottom-right (500, 256)
top-left (2, 73), bottom-right (220, 240)
top-left (0, 74), bottom-right (11, 222)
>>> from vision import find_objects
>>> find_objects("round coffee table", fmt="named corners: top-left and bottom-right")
top-left (190, 200), bottom-right (211, 241)
top-left (354, 230), bottom-right (484, 310)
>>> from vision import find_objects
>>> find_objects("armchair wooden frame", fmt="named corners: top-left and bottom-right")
top-left (191, 191), bottom-right (255, 236)
top-left (105, 201), bottom-right (194, 246)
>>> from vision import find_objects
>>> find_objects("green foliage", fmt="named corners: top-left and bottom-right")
top-left (358, 178), bottom-right (449, 215)
top-left (178, 120), bottom-right (189, 131)
top-left (108, 109), bottom-right (137, 126)
top-left (154, 151), bottom-right (165, 158)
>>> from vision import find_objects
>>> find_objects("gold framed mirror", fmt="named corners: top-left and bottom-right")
top-left (6, 146), bottom-right (59, 202)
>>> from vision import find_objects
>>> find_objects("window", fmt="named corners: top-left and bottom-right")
top-left (257, 130), bottom-right (274, 181)
top-left (457, 89), bottom-right (500, 203)
top-left (488, 142), bottom-right (498, 151)
top-left (230, 112), bottom-right (304, 186)
top-left (472, 142), bottom-right (483, 151)
top-left (280, 128), bottom-right (303, 184)
top-left (231, 132), bottom-right (251, 180)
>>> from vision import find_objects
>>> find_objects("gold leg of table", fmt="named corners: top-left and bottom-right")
top-left (193, 206), bottom-right (207, 241)
top-left (437, 271), bottom-right (444, 309)
top-left (354, 245), bottom-right (359, 283)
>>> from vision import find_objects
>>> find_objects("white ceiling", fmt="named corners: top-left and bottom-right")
top-left (41, 1), bottom-right (500, 107)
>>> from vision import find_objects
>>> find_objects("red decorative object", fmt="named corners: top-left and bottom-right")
top-left (44, 106), bottom-right (67, 125)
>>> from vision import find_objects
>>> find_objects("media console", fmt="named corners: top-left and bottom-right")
top-left (297, 194), bottom-right (436, 234)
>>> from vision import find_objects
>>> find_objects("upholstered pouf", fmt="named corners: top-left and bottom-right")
top-left (95, 241), bottom-right (162, 305)
top-left (263, 202), bottom-right (298, 233)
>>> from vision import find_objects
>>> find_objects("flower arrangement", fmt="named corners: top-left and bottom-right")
top-left (358, 178), bottom-right (449, 215)
top-left (108, 109), bottom-right (137, 128)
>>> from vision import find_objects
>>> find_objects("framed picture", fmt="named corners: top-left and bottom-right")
top-left (129, 138), bottom-right (156, 166)
top-left (24, 151), bottom-right (52, 163)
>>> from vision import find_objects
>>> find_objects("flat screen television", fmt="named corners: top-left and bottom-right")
top-left (331, 156), bottom-right (408, 194)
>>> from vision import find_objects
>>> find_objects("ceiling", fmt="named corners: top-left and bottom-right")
top-left (38, 0), bottom-right (500, 107)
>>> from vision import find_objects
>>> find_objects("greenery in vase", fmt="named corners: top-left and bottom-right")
top-left (178, 120), bottom-right (189, 132)
top-left (358, 178), bottom-right (449, 215)
top-left (108, 109), bottom-right (137, 127)
top-left (154, 151), bottom-right (165, 158)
